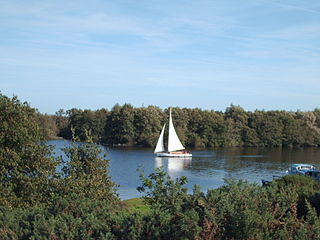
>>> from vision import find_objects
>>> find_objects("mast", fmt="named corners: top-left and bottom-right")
top-left (168, 108), bottom-right (185, 152)
top-left (154, 124), bottom-right (166, 153)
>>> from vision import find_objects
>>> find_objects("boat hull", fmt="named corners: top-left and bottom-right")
top-left (155, 152), bottom-right (192, 158)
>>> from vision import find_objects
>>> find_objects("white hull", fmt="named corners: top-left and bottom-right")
top-left (155, 152), bottom-right (192, 158)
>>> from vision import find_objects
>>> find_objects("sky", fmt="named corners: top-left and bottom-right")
top-left (1, 0), bottom-right (320, 114)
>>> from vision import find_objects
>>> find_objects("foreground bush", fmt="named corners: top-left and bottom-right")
top-left (0, 197), bottom-right (116, 239)
top-left (0, 94), bottom-right (119, 239)
top-left (0, 94), bottom-right (59, 208)
top-left (1, 169), bottom-right (320, 239)
top-left (116, 170), bottom-right (320, 240)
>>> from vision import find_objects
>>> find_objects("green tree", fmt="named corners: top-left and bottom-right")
top-left (54, 109), bottom-right (70, 139)
top-left (133, 106), bottom-right (164, 147)
top-left (136, 168), bottom-right (202, 239)
top-left (250, 110), bottom-right (284, 147)
top-left (225, 105), bottom-right (250, 146)
top-left (242, 112), bottom-right (260, 147)
top-left (279, 111), bottom-right (302, 146)
top-left (105, 104), bottom-right (135, 146)
top-left (0, 94), bottom-right (58, 207)
top-left (94, 108), bottom-right (109, 143)
top-left (60, 133), bottom-right (118, 203)
top-left (297, 111), bottom-right (320, 146)
top-left (36, 113), bottom-right (58, 140)
top-left (314, 108), bottom-right (320, 129)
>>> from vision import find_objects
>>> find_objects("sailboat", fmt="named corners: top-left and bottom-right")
top-left (154, 109), bottom-right (192, 157)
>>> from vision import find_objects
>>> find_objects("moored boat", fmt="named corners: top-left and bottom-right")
top-left (262, 163), bottom-right (319, 186)
top-left (286, 163), bottom-right (316, 175)
top-left (285, 163), bottom-right (320, 181)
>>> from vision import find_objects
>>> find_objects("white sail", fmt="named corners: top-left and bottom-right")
top-left (154, 124), bottom-right (166, 153)
top-left (168, 109), bottom-right (185, 152)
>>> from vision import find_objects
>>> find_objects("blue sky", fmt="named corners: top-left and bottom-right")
top-left (1, 0), bottom-right (320, 114)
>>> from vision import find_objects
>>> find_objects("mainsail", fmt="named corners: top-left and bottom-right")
top-left (154, 124), bottom-right (166, 153)
top-left (168, 109), bottom-right (185, 152)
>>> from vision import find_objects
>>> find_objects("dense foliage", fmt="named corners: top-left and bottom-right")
top-left (2, 168), bottom-right (320, 239)
top-left (2, 93), bottom-right (320, 239)
top-left (129, 170), bottom-right (320, 239)
top-left (48, 104), bottom-right (320, 148)
top-left (0, 94), bottom-right (59, 207)
top-left (0, 94), bottom-right (118, 239)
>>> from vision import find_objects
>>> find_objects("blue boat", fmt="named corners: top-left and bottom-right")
top-left (262, 164), bottom-right (319, 186)
top-left (286, 163), bottom-right (316, 175)
top-left (286, 163), bottom-right (320, 181)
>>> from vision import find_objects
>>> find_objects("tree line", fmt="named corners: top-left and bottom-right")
top-left (42, 104), bottom-right (320, 148)
top-left (1, 93), bottom-right (320, 239)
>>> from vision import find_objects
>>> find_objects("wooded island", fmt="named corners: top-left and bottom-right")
top-left (40, 103), bottom-right (320, 148)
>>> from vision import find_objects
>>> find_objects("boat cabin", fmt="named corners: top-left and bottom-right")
top-left (287, 164), bottom-right (316, 175)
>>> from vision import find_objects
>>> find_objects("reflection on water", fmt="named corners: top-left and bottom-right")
top-left (155, 157), bottom-right (192, 173)
top-left (48, 140), bottom-right (320, 200)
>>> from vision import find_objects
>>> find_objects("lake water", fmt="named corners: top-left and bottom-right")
top-left (49, 140), bottom-right (320, 200)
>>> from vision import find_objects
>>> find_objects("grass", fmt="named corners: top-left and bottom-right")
top-left (121, 198), bottom-right (150, 214)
